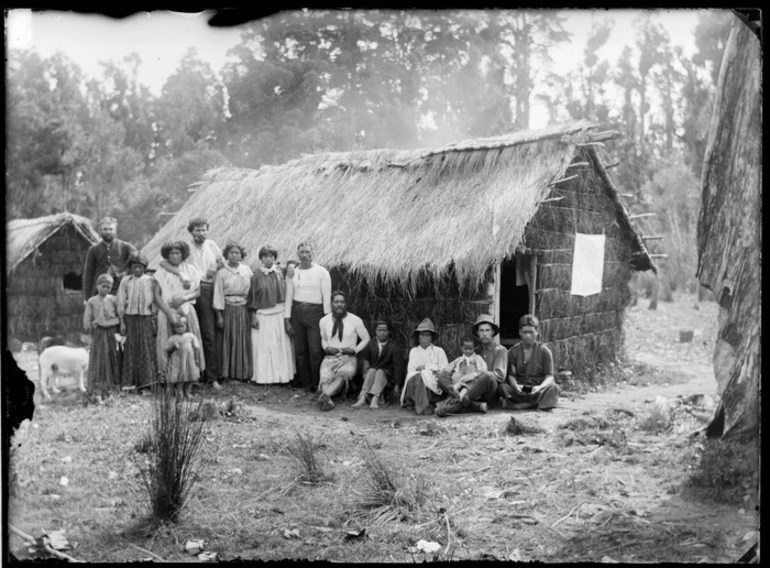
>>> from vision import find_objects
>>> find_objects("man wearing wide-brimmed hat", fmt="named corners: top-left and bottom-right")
top-left (434, 313), bottom-right (507, 417)
top-left (400, 318), bottom-right (449, 415)
top-left (116, 252), bottom-right (158, 391)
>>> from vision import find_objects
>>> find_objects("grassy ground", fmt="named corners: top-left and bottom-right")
top-left (6, 293), bottom-right (759, 562)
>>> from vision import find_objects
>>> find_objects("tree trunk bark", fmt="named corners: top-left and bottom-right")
top-left (696, 21), bottom-right (761, 440)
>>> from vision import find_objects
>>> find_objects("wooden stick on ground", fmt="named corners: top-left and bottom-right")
top-left (9, 525), bottom-right (83, 563)
top-left (127, 543), bottom-right (167, 563)
top-left (553, 501), bottom-right (586, 528)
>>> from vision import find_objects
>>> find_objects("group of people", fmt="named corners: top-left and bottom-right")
top-left (80, 216), bottom-right (561, 415)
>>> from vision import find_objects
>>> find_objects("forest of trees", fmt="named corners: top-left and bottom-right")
top-left (6, 10), bottom-right (734, 291)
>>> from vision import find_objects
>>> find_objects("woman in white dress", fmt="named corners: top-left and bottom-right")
top-left (247, 245), bottom-right (295, 384)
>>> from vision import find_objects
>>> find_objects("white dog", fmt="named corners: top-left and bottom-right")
top-left (38, 344), bottom-right (89, 399)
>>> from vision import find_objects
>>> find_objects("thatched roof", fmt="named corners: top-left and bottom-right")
top-left (6, 212), bottom-right (99, 274)
top-left (142, 121), bottom-right (653, 287)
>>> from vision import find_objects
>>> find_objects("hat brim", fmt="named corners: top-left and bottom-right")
top-left (473, 322), bottom-right (500, 336)
top-left (413, 329), bottom-right (439, 339)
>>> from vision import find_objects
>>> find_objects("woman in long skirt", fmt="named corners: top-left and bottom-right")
top-left (214, 242), bottom-right (253, 381)
top-left (248, 245), bottom-right (295, 384)
top-left (116, 253), bottom-right (157, 390)
top-left (153, 241), bottom-right (205, 383)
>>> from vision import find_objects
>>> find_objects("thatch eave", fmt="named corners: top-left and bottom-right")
top-left (142, 121), bottom-right (654, 284)
top-left (6, 212), bottom-right (100, 274)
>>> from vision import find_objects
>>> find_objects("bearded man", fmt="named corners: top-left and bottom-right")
top-left (83, 217), bottom-right (138, 299)
top-left (316, 290), bottom-right (370, 411)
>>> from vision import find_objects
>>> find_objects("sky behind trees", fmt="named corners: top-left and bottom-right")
top-left (6, 8), bottom-right (711, 128)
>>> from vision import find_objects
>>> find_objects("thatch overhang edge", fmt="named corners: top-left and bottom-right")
top-left (6, 212), bottom-right (100, 274)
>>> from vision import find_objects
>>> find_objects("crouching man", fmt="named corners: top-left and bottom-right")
top-left (317, 291), bottom-right (370, 411)
top-left (500, 315), bottom-right (560, 411)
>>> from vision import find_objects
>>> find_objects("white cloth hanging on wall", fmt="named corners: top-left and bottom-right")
top-left (570, 233), bottom-right (605, 297)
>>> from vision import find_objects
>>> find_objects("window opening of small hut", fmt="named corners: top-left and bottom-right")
top-left (499, 255), bottom-right (533, 347)
top-left (62, 271), bottom-right (83, 291)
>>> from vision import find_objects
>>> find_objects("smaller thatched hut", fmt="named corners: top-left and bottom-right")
top-left (6, 212), bottom-right (99, 344)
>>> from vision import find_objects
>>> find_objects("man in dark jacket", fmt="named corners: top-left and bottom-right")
top-left (83, 217), bottom-right (137, 299)
top-left (353, 319), bottom-right (404, 408)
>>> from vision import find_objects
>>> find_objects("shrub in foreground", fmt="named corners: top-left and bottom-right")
top-left (684, 437), bottom-right (759, 504)
top-left (140, 388), bottom-right (209, 523)
top-left (284, 430), bottom-right (330, 484)
top-left (354, 439), bottom-right (432, 524)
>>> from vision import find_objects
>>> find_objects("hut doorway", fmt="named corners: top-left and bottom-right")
top-left (498, 254), bottom-right (534, 347)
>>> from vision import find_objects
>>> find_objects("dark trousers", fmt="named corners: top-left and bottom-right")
top-left (436, 372), bottom-right (497, 414)
top-left (290, 303), bottom-right (324, 390)
top-left (499, 382), bottom-right (561, 410)
top-left (195, 282), bottom-right (219, 381)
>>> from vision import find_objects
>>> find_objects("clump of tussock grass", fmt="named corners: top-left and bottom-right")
top-left (283, 430), bottom-right (331, 484)
top-left (353, 439), bottom-right (433, 524)
top-left (684, 437), bottom-right (759, 504)
top-left (139, 389), bottom-right (209, 524)
top-left (190, 400), bottom-right (221, 422)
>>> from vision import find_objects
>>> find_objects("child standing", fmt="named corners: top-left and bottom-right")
top-left (116, 253), bottom-right (158, 392)
top-left (164, 316), bottom-right (201, 399)
top-left (83, 273), bottom-right (121, 401)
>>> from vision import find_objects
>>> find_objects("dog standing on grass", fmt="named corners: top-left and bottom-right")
top-left (37, 337), bottom-right (89, 400)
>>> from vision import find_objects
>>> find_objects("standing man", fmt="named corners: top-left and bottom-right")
top-left (158, 217), bottom-right (225, 390)
top-left (284, 241), bottom-right (332, 392)
top-left (317, 291), bottom-right (370, 411)
top-left (83, 217), bottom-right (138, 299)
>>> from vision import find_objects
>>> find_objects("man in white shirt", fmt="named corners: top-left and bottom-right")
top-left (284, 241), bottom-right (332, 392)
top-left (317, 291), bottom-right (370, 411)
top-left (159, 217), bottom-right (224, 390)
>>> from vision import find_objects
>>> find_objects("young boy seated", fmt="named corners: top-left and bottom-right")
top-left (354, 319), bottom-right (403, 409)
top-left (435, 337), bottom-right (490, 416)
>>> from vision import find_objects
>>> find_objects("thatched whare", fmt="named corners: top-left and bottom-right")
top-left (142, 121), bottom-right (655, 378)
top-left (6, 212), bottom-right (99, 344)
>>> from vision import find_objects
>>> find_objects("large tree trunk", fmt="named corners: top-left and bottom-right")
top-left (696, 20), bottom-right (761, 440)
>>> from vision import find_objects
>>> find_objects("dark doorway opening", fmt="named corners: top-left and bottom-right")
top-left (499, 255), bottom-right (531, 348)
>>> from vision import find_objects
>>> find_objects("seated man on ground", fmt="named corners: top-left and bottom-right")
top-left (317, 291), bottom-right (370, 411)
top-left (354, 319), bottom-right (404, 409)
top-left (435, 336), bottom-right (491, 417)
top-left (500, 315), bottom-right (560, 411)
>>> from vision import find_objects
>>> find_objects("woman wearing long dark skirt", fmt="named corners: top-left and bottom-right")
top-left (214, 242), bottom-right (253, 382)
top-left (116, 253), bottom-right (158, 391)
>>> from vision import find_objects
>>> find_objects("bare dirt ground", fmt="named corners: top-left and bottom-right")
top-left (6, 292), bottom-right (760, 562)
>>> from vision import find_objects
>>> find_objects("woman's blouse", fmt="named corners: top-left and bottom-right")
top-left (248, 267), bottom-right (286, 311)
top-left (213, 263), bottom-right (253, 309)
top-left (507, 342), bottom-right (554, 386)
top-left (407, 344), bottom-right (448, 377)
top-left (117, 274), bottom-right (157, 317)
top-left (155, 262), bottom-right (201, 309)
